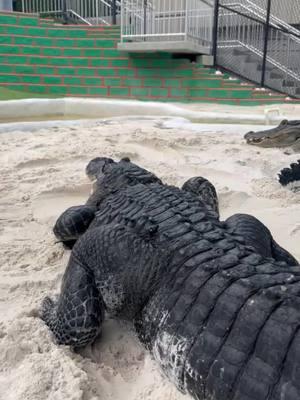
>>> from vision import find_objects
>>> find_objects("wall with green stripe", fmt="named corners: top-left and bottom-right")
top-left (0, 12), bottom-right (291, 104)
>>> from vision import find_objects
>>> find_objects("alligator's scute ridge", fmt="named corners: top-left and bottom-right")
top-left (42, 158), bottom-right (300, 400)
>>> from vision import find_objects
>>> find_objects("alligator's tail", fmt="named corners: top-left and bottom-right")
top-left (278, 160), bottom-right (300, 188)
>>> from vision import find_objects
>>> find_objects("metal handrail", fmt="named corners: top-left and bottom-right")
top-left (68, 9), bottom-right (93, 25)
top-left (38, 9), bottom-right (92, 25)
top-left (219, 6), bottom-right (300, 80)
top-left (237, 40), bottom-right (300, 82)
top-left (217, 5), bottom-right (300, 98)
top-left (227, 0), bottom-right (300, 39)
top-left (21, 0), bottom-right (122, 25)
top-left (243, 0), bottom-right (300, 38)
top-left (120, 0), bottom-right (214, 49)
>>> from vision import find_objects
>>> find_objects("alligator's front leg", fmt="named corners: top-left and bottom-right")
top-left (41, 251), bottom-right (105, 347)
top-left (53, 205), bottom-right (97, 249)
top-left (42, 219), bottom-right (165, 347)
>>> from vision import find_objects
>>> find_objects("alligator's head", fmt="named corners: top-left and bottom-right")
top-left (244, 120), bottom-right (300, 148)
top-left (86, 157), bottom-right (162, 190)
top-left (85, 157), bottom-right (115, 181)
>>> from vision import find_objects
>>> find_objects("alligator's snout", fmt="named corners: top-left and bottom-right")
top-left (244, 120), bottom-right (300, 148)
top-left (244, 131), bottom-right (266, 145)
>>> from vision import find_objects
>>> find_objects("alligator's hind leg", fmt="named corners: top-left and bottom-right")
top-left (40, 251), bottom-right (104, 347)
top-left (182, 176), bottom-right (219, 217)
top-left (225, 213), bottom-right (298, 265)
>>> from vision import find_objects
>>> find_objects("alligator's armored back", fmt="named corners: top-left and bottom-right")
top-left (42, 159), bottom-right (300, 400)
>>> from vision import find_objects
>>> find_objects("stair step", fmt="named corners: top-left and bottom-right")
top-left (0, 28), bottom-right (120, 39)
top-left (1, 82), bottom-right (284, 99)
top-left (0, 73), bottom-right (251, 89)
top-left (0, 65), bottom-right (199, 79)
top-left (244, 55), bottom-right (262, 64)
top-left (257, 65), bottom-right (272, 72)
top-left (282, 79), bottom-right (296, 87)
top-left (270, 72), bottom-right (283, 79)
top-left (232, 48), bottom-right (247, 56)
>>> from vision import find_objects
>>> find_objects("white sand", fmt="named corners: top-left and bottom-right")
top-left (0, 117), bottom-right (299, 400)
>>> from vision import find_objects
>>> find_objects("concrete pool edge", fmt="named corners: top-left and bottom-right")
top-left (0, 97), bottom-right (291, 126)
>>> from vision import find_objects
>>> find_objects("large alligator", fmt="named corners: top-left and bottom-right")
top-left (244, 120), bottom-right (300, 190)
top-left (41, 158), bottom-right (300, 400)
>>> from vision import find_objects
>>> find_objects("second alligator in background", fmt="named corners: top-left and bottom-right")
top-left (244, 120), bottom-right (300, 190)
top-left (244, 120), bottom-right (300, 151)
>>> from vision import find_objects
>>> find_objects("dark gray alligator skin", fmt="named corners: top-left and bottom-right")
top-left (42, 159), bottom-right (300, 400)
top-left (279, 160), bottom-right (300, 188)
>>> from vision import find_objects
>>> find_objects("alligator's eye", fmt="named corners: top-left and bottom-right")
top-left (280, 119), bottom-right (288, 126)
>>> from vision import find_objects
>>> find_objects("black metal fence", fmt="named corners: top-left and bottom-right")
top-left (213, 0), bottom-right (300, 98)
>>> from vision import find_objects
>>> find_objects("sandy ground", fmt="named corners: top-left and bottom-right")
top-left (0, 117), bottom-right (299, 400)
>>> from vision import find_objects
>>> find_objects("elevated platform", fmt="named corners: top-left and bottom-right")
top-left (117, 40), bottom-right (211, 54)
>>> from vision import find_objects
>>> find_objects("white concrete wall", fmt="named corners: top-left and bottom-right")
top-left (0, 98), bottom-right (278, 129)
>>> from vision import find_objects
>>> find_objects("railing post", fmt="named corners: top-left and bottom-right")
top-left (112, 0), bottom-right (117, 25)
top-left (120, 0), bottom-right (123, 40)
top-left (185, 0), bottom-right (189, 41)
top-left (261, 0), bottom-right (272, 87)
top-left (212, 0), bottom-right (220, 66)
top-left (62, 0), bottom-right (68, 24)
top-left (143, 0), bottom-right (147, 36)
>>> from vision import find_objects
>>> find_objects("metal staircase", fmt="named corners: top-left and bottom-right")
top-left (215, 0), bottom-right (300, 98)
